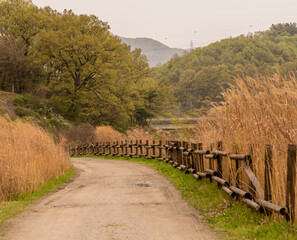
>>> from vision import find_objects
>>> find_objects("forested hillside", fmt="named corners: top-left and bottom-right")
top-left (154, 23), bottom-right (297, 114)
top-left (0, 0), bottom-right (170, 131)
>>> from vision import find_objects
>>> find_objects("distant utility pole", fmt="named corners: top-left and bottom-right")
top-left (190, 40), bottom-right (194, 50)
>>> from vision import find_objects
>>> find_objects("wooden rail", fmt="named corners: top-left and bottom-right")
top-left (69, 140), bottom-right (296, 222)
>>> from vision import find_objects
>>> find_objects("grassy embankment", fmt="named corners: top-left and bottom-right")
top-left (80, 154), bottom-right (296, 240)
top-left (0, 116), bottom-right (74, 229)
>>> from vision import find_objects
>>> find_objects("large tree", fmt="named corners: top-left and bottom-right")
top-left (0, 0), bottom-right (170, 130)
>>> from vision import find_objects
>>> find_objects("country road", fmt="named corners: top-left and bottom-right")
top-left (2, 158), bottom-right (218, 240)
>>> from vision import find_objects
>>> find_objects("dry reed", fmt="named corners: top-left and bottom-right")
top-left (195, 74), bottom-right (297, 218)
top-left (0, 116), bottom-right (71, 201)
top-left (95, 126), bottom-right (153, 143)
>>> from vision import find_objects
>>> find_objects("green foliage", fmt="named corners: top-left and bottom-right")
top-left (13, 94), bottom-right (42, 109)
top-left (0, 0), bottom-right (171, 130)
top-left (155, 23), bottom-right (297, 114)
top-left (13, 94), bottom-right (71, 130)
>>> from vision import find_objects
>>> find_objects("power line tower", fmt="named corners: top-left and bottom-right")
top-left (190, 40), bottom-right (194, 50)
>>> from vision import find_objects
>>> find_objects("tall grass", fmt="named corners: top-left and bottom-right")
top-left (196, 74), bottom-right (297, 218)
top-left (60, 125), bottom-right (155, 147)
top-left (94, 126), bottom-right (153, 142)
top-left (0, 116), bottom-right (71, 201)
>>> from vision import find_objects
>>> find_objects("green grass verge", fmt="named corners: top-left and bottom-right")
top-left (77, 154), bottom-right (297, 240)
top-left (0, 168), bottom-right (76, 229)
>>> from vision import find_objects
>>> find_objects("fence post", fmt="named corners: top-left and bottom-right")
top-left (105, 142), bottom-right (109, 155)
top-left (166, 141), bottom-right (170, 161)
top-left (209, 144), bottom-right (214, 170)
top-left (167, 140), bottom-right (171, 161)
top-left (139, 140), bottom-right (143, 157)
top-left (115, 141), bottom-right (118, 156)
top-left (107, 142), bottom-right (110, 155)
top-left (286, 144), bottom-right (296, 222)
top-left (129, 140), bottom-right (133, 157)
top-left (264, 144), bottom-right (273, 202)
top-left (152, 140), bottom-right (156, 158)
top-left (95, 143), bottom-right (98, 155)
top-left (97, 142), bottom-right (100, 155)
top-left (217, 141), bottom-right (223, 178)
top-left (83, 144), bottom-right (86, 155)
top-left (233, 144), bottom-right (240, 188)
top-left (124, 140), bottom-right (128, 156)
top-left (165, 141), bottom-right (170, 161)
top-left (102, 142), bottom-right (105, 155)
top-left (192, 143), bottom-right (198, 172)
top-left (178, 141), bottom-right (183, 165)
top-left (188, 142), bottom-right (193, 169)
top-left (198, 143), bottom-right (203, 172)
top-left (247, 144), bottom-right (257, 197)
top-left (112, 142), bottom-right (116, 155)
top-left (158, 140), bottom-right (163, 159)
top-left (145, 140), bottom-right (149, 158)
top-left (88, 144), bottom-right (91, 154)
top-left (135, 140), bottom-right (139, 157)
top-left (235, 159), bottom-right (240, 188)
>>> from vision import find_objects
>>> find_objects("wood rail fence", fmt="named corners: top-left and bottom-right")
top-left (69, 140), bottom-right (296, 222)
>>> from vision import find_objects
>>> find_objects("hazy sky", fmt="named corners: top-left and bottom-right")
top-left (33, 0), bottom-right (297, 49)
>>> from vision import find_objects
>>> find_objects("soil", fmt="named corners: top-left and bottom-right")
top-left (2, 157), bottom-right (218, 240)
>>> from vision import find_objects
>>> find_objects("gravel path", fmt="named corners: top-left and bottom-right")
top-left (2, 158), bottom-right (218, 240)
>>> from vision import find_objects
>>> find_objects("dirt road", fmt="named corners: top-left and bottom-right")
top-left (2, 158), bottom-right (218, 240)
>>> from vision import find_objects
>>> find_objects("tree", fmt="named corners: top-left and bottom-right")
top-left (0, 37), bottom-right (33, 93)
top-left (267, 23), bottom-right (297, 37)
top-left (0, 0), bottom-right (49, 55)
top-left (33, 11), bottom-right (115, 120)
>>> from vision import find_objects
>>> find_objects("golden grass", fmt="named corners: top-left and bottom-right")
top-left (195, 74), bottom-right (297, 218)
top-left (95, 126), bottom-right (153, 142)
top-left (0, 116), bottom-right (71, 201)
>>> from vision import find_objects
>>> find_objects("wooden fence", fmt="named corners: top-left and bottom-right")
top-left (69, 140), bottom-right (296, 222)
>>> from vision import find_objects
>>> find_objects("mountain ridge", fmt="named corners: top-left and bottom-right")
top-left (120, 37), bottom-right (186, 67)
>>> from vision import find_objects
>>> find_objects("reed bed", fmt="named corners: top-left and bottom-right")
top-left (0, 116), bottom-right (71, 201)
top-left (95, 126), bottom-right (153, 142)
top-left (195, 74), bottom-right (297, 218)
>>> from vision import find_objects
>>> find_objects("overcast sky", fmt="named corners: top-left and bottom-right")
top-left (33, 0), bottom-right (297, 49)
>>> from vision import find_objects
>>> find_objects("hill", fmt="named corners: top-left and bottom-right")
top-left (120, 37), bottom-right (186, 67)
top-left (154, 23), bottom-right (297, 114)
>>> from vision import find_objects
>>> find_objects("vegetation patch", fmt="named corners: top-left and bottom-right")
top-left (155, 23), bottom-right (297, 114)
top-left (13, 94), bottom-right (71, 131)
top-left (0, 116), bottom-right (72, 201)
top-left (0, 168), bottom-right (76, 230)
top-left (79, 155), bottom-right (297, 240)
